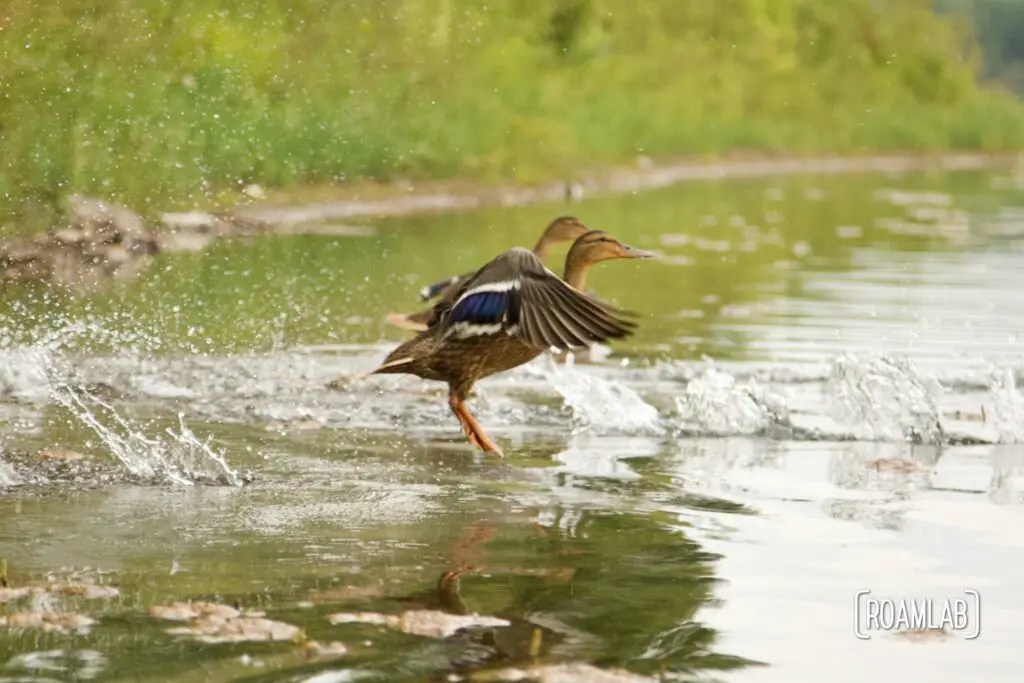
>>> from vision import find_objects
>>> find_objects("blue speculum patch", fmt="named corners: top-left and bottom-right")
top-left (452, 290), bottom-right (510, 324)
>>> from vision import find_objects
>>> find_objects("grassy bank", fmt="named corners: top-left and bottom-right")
top-left (2, 0), bottom-right (1024, 234)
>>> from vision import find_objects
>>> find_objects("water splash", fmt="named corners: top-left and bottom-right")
top-left (0, 310), bottom-right (244, 486)
top-left (825, 354), bottom-right (943, 443)
top-left (51, 385), bottom-right (243, 487)
top-left (988, 447), bottom-right (1024, 505)
top-left (674, 366), bottom-right (790, 436)
top-left (542, 356), bottom-right (664, 435)
top-left (990, 368), bottom-right (1024, 444)
top-left (0, 446), bottom-right (23, 487)
top-left (0, 345), bottom-right (57, 402)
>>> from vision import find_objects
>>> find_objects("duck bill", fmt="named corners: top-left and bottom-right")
top-left (620, 244), bottom-right (657, 259)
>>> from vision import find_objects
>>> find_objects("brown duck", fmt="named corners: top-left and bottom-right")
top-left (385, 216), bottom-right (591, 332)
top-left (368, 230), bottom-right (654, 456)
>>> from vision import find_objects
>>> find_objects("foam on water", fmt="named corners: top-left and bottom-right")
top-left (0, 345), bottom-right (55, 402)
top-left (990, 367), bottom-right (1024, 444)
top-left (674, 365), bottom-right (791, 436)
top-left (542, 355), bottom-right (664, 436)
top-left (0, 450), bottom-right (22, 487)
top-left (825, 353), bottom-right (944, 443)
top-left (6, 304), bottom-right (1024, 475)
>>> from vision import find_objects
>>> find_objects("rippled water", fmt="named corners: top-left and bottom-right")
top-left (2, 168), bottom-right (1024, 681)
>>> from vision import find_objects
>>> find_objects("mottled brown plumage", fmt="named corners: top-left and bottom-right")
top-left (385, 216), bottom-right (591, 332)
top-left (369, 230), bottom-right (654, 456)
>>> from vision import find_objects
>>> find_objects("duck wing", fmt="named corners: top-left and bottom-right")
top-left (435, 247), bottom-right (636, 351)
top-left (418, 270), bottom-right (473, 302)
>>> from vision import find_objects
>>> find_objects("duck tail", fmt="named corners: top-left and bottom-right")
top-left (364, 355), bottom-right (415, 377)
top-left (384, 312), bottom-right (429, 332)
top-left (364, 336), bottom-right (427, 378)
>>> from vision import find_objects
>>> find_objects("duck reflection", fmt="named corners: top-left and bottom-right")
top-left (387, 501), bottom-right (729, 681)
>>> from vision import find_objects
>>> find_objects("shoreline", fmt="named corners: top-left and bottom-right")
top-left (227, 151), bottom-right (1024, 231)
top-left (3, 150), bottom-right (1022, 290)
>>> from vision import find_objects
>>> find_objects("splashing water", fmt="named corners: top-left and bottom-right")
top-left (990, 368), bottom-right (1024, 444)
top-left (0, 345), bottom-right (56, 402)
top-left (51, 385), bottom-right (243, 487)
top-left (0, 311), bottom-right (244, 486)
top-left (543, 356), bottom-right (663, 436)
top-left (825, 354), bottom-right (943, 443)
top-left (673, 366), bottom-right (790, 436)
top-left (0, 447), bottom-right (22, 487)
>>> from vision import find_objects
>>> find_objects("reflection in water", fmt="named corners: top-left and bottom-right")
top-left (0, 428), bottom-right (750, 680)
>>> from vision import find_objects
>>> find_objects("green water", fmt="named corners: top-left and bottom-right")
top-left (2, 168), bottom-right (1024, 682)
top-left (4, 170), bottom-right (1008, 357)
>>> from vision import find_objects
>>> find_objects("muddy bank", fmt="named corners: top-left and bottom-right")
top-left (230, 151), bottom-right (1024, 228)
top-left (2, 151), bottom-right (1021, 289)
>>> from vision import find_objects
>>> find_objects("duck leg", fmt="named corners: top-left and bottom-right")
top-left (447, 393), bottom-right (504, 456)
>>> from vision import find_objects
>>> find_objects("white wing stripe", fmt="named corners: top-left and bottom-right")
top-left (452, 279), bottom-right (519, 307)
top-left (445, 322), bottom-right (504, 339)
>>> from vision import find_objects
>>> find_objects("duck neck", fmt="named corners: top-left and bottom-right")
top-left (532, 233), bottom-right (553, 263)
top-left (563, 253), bottom-right (592, 291)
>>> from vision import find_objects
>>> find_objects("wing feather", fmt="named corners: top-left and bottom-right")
top-left (431, 246), bottom-right (638, 350)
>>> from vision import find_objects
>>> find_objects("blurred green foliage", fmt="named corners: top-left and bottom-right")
top-left (1, 0), bottom-right (1022, 232)
top-left (937, 0), bottom-right (1024, 91)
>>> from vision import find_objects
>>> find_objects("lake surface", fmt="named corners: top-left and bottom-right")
top-left (2, 166), bottom-right (1024, 682)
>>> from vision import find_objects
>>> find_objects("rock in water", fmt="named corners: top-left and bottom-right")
top-left (64, 194), bottom-right (157, 254)
top-left (1, 195), bottom-right (162, 288)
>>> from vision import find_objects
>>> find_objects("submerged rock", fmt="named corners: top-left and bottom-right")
top-left (465, 662), bottom-right (655, 683)
top-left (327, 609), bottom-right (510, 639)
top-left (0, 581), bottom-right (119, 602)
top-left (867, 458), bottom-right (925, 474)
top-left (0, 587), bottom-right (32, 603)
top-left (302, 640), bottom-right (348, 661)
top-left (0, 611), bottom-right (96, 634)
top-left (37, 449), bottom-right (88, 462)
top-left (892, 627), bottom-right (951, 642)
top-left (0, 195), bottom-right (162, 288)
top-left (158, 211), bottom-right (227, 252)
top-left (150, 600), bottom-right (302, 644)
top-left (47, 582), bottom-right (120, 599)
top-left (149, 601), bottom-right (243, 622)
top-left (66, 194), bottom-right (150, 248)
top-left (164, 615), bottom-right (302, 644)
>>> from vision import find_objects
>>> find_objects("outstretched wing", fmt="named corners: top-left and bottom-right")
top-left (436, 248), bottom-right (636, 350)
top-left (418, 270), bottom-right (473, 302)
